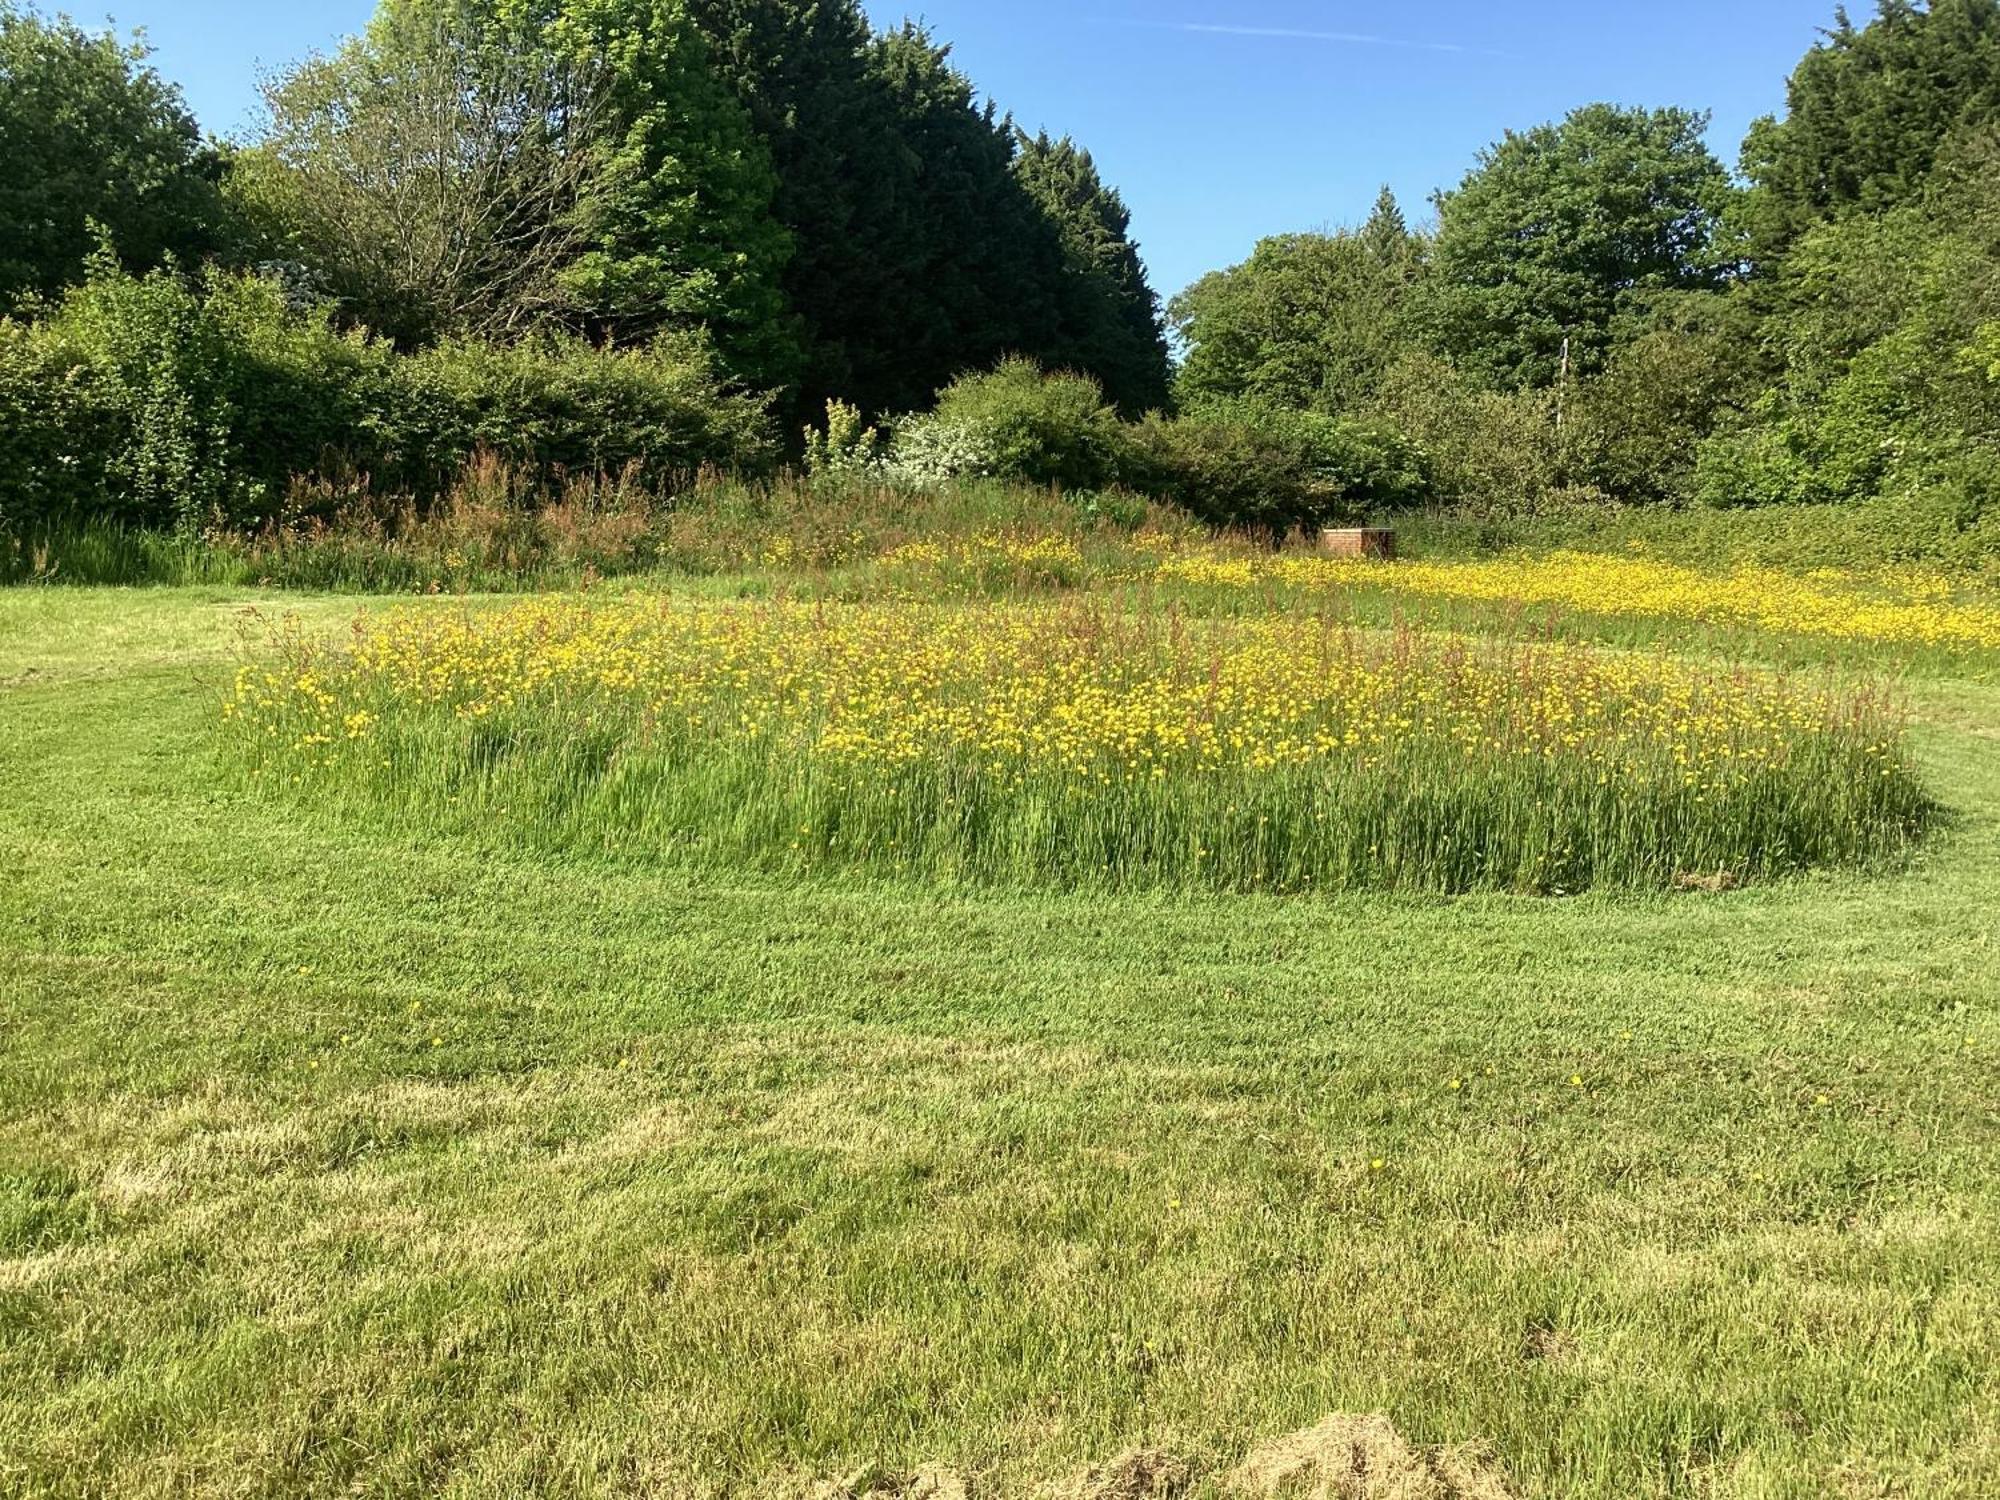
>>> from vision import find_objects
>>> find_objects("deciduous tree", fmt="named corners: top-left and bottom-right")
top-left (0, 5), bottom-right (225, 308)
top-left (243, 0), bottom-right (796, 383)
top-left (1170, 200), bottom-right (1421, 416)
top-left (1418, 103), bottom-right (1735, 389)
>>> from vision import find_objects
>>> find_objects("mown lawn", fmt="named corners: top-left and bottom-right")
top-left (2, 588), bottom-right (1996, 1498)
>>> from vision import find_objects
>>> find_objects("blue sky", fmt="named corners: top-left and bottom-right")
top-left (99, 0), bottom-right (1838, 301)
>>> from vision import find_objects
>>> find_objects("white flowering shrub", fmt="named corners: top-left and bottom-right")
top-left (885, 413), bottom-right (997, 487)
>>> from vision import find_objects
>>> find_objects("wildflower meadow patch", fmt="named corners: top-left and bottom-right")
top-left (224, 595), bottom-right (1933, 893)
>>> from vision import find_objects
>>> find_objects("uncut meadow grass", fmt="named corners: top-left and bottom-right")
top-left (854, 529), bottom-right (2000, 654)
top-left (223, 593), bottom-right (1933, 893)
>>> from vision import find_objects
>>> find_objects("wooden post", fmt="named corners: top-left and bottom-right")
top-left (1555, 335), bottom-right (1571, 438)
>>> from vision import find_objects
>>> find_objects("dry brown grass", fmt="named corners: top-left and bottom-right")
top-left (1224, 1415), bottom-right (1515, 1500)
top-left (799, 1417), bottom-right (1514, 1500)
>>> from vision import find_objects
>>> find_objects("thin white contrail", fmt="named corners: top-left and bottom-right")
top-left (1140, 20), bottom-right (1516, 60)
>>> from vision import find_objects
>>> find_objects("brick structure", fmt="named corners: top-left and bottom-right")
top-left (1320, 527), bottom-right (1397, 560)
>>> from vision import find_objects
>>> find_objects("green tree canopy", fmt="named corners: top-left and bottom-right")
top-left (1356, 185), bottom-right (1414, 266)
top-left (1694, 132), bottom-right (2000, 510)
top-left (1741, 0), bottom-right (2000, 265)
top-left (682, 0), bottom-right (903, 411)
top-left (0, 5), bottom-right (225, 308)
top-left (242, 0), bottom-right (795, 382)
top-left (1419, 103), bottom-right (1736, 389)
top-left (1170, 190), bottom-right (1422, 416)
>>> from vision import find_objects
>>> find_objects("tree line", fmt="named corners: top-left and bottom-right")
top-left (1171, 0), bottom-right (2000, 546)
top-left (0, 0), bottom-right (1166, 416)
top-left (2, 0), bottom-right (1998, 549)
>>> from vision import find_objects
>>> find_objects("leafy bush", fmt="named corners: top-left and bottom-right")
top-left (1691, 324), bottom-right (1983, 510)
top-left (1974, 320), bottom-right (2000, 381)
top-left (884, 413), bottom-right (997, 487)
top-left (0, 252), bottom-right (392, 530)
top-left (0, 256), bottom-right (775, 532)
top-left (1131, 399), bottom-right (1428, 535)
top-left (1360, 352), bottom-right (1568, 515)
top-left (927, 357), bottom-right (1129, 491)
top-left (1564, 295), bottom-right (1766, 504)
top-left (801, 399), bottom-right (883, 478)
top-left (387, 331), bottom-right (775, 496)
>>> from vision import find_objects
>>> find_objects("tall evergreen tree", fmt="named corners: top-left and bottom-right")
top-left (556, 0), bottom-right (797, 384)
top-left (681, 0), bottom-right (897, 406)
top-left (685, 0), bottom-right (1165, 416)
top-left (1012, 131), bottom-right (1170, 413)
top-left (857, 23), bottom-right (1067, 414)
top-left (1357, 186), bottom-right (1413, 266)
top-left (1741, 0), bottom-right (2000, 265)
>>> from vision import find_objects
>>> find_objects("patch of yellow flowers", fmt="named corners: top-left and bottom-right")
top-left (855, 531), bottom-right (2000, 651)
top-left (876, 532), bottom-right (1089, 590)
top-left (224, 595), bottom-right (1929, 891)
top-left (1148, 549), bottom-right (2000, 650)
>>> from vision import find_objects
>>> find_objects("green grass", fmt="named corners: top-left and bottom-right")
top-left (1386, 495), bottom-right (2000, 576)
top-left (224, 595), bottom-right (1934, 895)
top-left (3, 587), bottom-right (1998, 1497)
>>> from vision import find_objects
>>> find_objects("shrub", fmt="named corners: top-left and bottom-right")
top-left (0, 256), bottom-right (776, 532)
top-left (1691, 325), bottom-right (1978, 511)
top-left (1974, 320), bottom-right (2000, 381)
top-left (801, 399), bottom-right (883, 478)
top-left (1130, 399), bottom-right (1428, 535)
top-left (926, 357), bottom-right (1128, 491)
top-left (0, 314), bottom-right (96, 525)
top-left (884, 413), bottom-right (997, 487)
top-left (1359, 352), bottom-right (1563, 516)
top-left (1689, 408), bottom-right (1824, 510)
top-left (1691, 181), bottom-right (2000, 514)
top-left (0, 252), bottom-right (393, 531)
top-left (1565, 296), bottom-right (1765, 504)
top-left (386, 331), bottom-right (775, 496)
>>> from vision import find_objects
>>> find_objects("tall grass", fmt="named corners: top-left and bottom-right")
top-left (1393, 491), bottom-right (2000, 575)
top-left (3, 460), bottom-right (1175, 591)
top-left (223, 595), bottom-right (1934, 893)
top-left (0, 523), bottom-right (247, 587)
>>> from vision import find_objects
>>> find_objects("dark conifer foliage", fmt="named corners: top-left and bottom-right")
top-left (684, 0), bottom-right (1168, 417)
top-left (1012, 130), bottom-right (1172, 414)
top-left (1741, 0), bottom-right (2000, 264)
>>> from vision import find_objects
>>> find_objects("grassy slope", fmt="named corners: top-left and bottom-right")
top-left (1, 589), bottom-right (1997, 1499)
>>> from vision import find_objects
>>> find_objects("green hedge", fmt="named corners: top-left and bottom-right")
top-left (0, 257), bottom-right (775, 532)
top-left (1128, 399), bottom-right (1430, 534)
